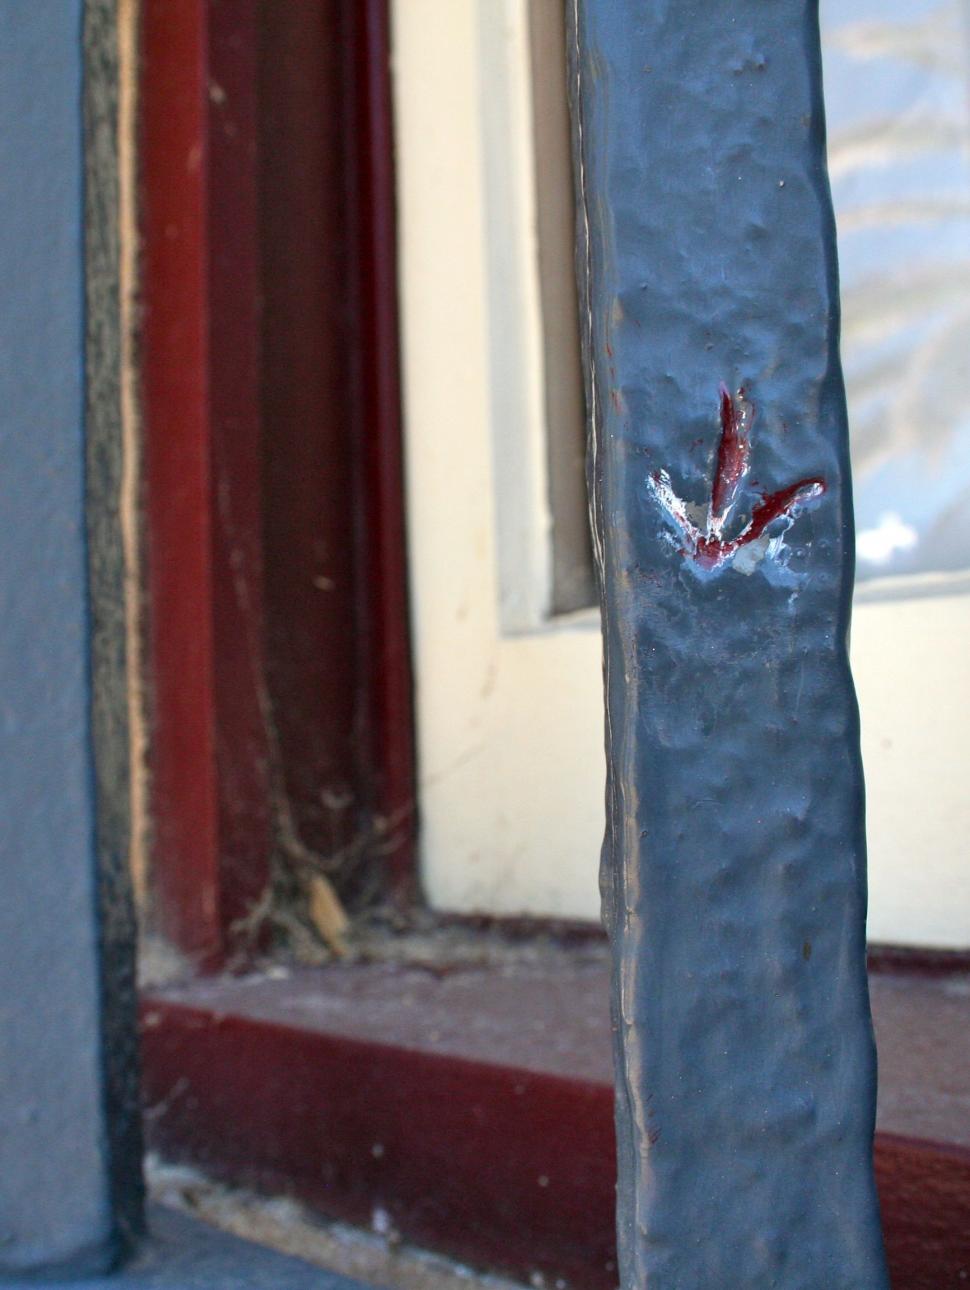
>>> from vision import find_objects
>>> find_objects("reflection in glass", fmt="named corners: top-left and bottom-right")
top-left (821, 0), bottom-right (970, 580)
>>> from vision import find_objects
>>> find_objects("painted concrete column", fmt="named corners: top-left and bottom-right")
top-left (568, 3), bottom-right (889, 1286)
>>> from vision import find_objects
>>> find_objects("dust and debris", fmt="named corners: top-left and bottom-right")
top-left (308, 873), bottom-right (350, 956)
top-left (371, 1205), bottom-right (399, 1244)
top-left (147, 1156), bottom-right (532, 1290)
top-left (336, 911), bottom-right (608, 977)
top-left (139, 902), bottom-right (607, 990)
top-left (139, 932), bottom-right (192, 990)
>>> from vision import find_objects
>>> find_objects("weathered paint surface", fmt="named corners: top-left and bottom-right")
top-left (568, 2), bottom-right (889, 1285)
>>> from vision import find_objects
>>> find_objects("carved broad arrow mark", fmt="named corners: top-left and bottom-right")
top-left (647, 383), bottom-right (825, 572)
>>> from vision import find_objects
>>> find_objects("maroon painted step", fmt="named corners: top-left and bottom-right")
top-left (142, 960), bottom-right (970, 1289)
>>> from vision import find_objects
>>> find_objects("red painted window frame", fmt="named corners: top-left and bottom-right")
top-left (139, 0), bottom-right (415, 971)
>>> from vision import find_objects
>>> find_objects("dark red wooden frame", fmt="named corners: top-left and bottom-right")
top-left (140, 0), bottom-right (415, 970)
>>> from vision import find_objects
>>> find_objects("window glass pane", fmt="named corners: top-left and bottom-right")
top-left (821, 0), bottom-right (970, 580)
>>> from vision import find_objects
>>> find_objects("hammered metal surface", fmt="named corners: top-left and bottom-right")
top-left (568, 2), bottom-right (889, 1285)
top-left (0, 1), bottom-right (131, 1277)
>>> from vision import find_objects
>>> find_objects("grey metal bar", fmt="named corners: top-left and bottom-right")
top-left (568, 2), bottom-right (889, 1285)
top-left (0, 0), bottom-right (140, 1276)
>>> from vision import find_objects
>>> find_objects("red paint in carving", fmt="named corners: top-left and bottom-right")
top-left (694, 477), bottom-right (825, 567)
top-left (648, 384), bottom-right (826, 571)
top-left (743, 477), bottom-right (826, 544)
top-left (710, 383), bottom-right (751, 530)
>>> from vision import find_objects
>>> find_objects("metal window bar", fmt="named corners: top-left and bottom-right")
top-left (568, 0), bottom-right (889, 1285)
